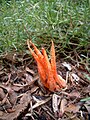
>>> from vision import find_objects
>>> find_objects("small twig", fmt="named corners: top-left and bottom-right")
top-left (42, 106), bottom-right (57, 120)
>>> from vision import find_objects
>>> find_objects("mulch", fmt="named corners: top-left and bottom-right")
top-left (0, 52), bottom-right (90, 120)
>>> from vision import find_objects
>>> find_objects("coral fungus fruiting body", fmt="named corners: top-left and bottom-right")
top-left (27, 40), bottom-right (66, 91)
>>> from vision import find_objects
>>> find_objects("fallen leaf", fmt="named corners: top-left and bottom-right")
top-left (0, 88), bottom-right (5, 101)
top-left (25, 73), bottom-right (33, 84)
top-left (52, 94), bottom-right (59, 113)
top-left (11, 86), bottom-right (23, 92)
top-left (71, 73), bottom-right (79, 82)
top-left (8, 89), bottom-right (17, 105)
top-left (25, 67), bottom-right (35, 75)
top-left (80, 97), bottom-right (90, 102)
top-left (60, 98), bottom-right (67, 115)
top-left (0, 111), bottom-right (4, 116)
top-left (30, 86), bottom-right (39, 94)
top-left (0, 93), bottom-right (31, 120)
top-left (62, 62), bottom-right (72, 71)
top-left (65, 104), bottom-right (80, 113)
top-left (69, 90), bottom-right (80, 98)
top-left (65, 112), bottom-right (80, 120)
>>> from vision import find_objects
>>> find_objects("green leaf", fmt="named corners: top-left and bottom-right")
top-left (80, 97), bottom-right (90, 102)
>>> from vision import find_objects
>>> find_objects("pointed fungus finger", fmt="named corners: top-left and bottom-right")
top-left (50, 41), bottom-right (66, 88)
top-left (30, 41), bottom-right (43, 59)
top-left (50, 41), bottom-right (57, 75)
top-left (41, 48), bottom-right (52, 83)
top-left (37, 62), bottom-right (46, 83)
top-left (42, 48), bottom-right (51, 70)
top-left (27, 40), bottom-right (34, 56)
top-left (27, 40), bottom-right (41, 64)
top-left (50, 41), bottom-right (60, 83)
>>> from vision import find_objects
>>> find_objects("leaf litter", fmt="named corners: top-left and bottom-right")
top-left (0, 51), bottom-right (90, 120)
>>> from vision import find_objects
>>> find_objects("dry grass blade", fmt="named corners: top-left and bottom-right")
top-left (30, 97), bottom-right (51, 110)
top-left (42, 106), bottom-right (57, 120)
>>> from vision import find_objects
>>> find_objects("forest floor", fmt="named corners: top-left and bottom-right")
top-left (0, 51), bottom-right (90, 120)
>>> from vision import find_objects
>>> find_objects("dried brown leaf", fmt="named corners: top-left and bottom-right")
top-left (8, 89), bottom-right (17, 105)
top-left (0, 88), bottom-right (5, 100)
top-left (69, 90), bottom-right (80, 98)
top-left (25, 73), bottom-right (33, 84)
top-left (30, 86), bottom-right (39, 94)
top-left (65, 104), bottom-right (80, 113)
top-left (25, 67), bottom-right (35, 75)
top-left (60, 98), bottom-right (67, 115)
top-left (0, 93), bottom-right (31, 120)
top-left (11, 86), bottom-right (23, 92)
top-left (0, 111), bottom-right (4, 116)
top-left (65, 112), bottom-right (80, 120)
